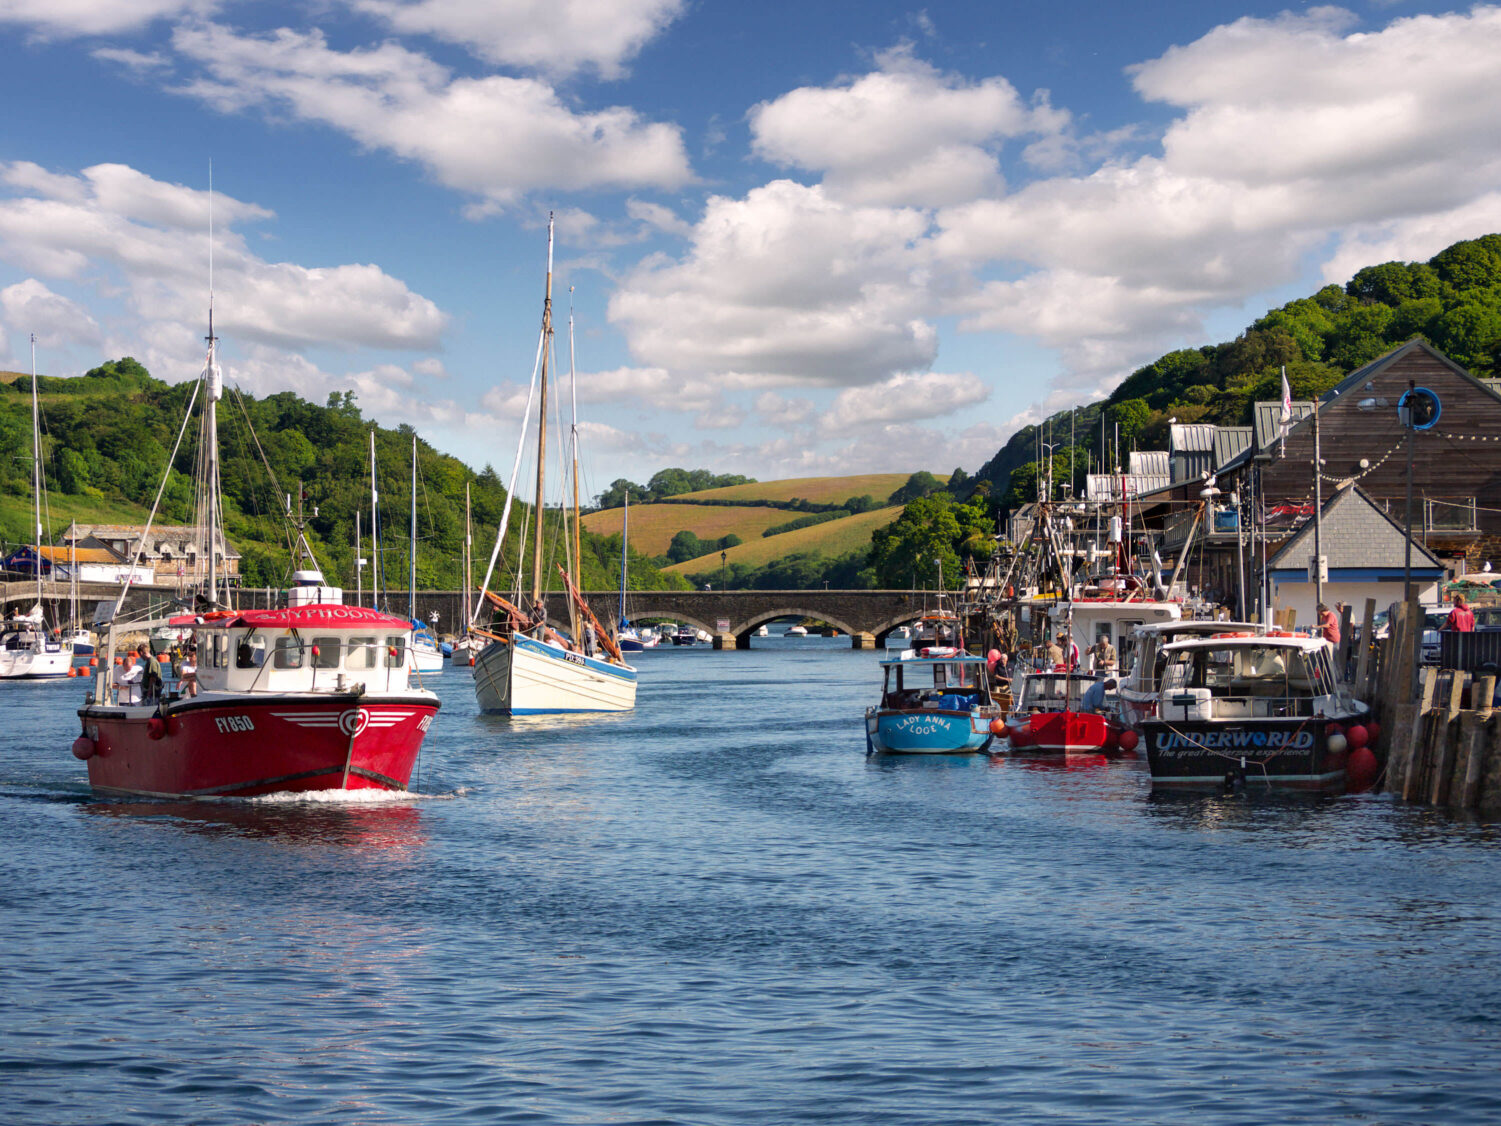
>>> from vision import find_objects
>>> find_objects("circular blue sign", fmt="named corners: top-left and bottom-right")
top-left (1398, 386), bottom-right (1441, 430)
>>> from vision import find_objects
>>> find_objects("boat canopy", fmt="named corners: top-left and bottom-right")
top-left (169, 605), bottom-right (416, 631)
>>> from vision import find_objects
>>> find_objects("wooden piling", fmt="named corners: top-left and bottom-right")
top-left (1428, 672), bottom-right (1466, 806)
top-left (1354, 598), bottom-right (1376, 696)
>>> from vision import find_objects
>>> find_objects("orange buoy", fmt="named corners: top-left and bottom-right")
top-left (989, 718), bottom-right (1007, 736)
top-left (157, 652), bottom-right (170, 662)
top-left (88, 657), bottom-right (98, 667)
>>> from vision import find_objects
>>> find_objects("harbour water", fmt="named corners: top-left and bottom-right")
top-left (6, 637), bottom-right (1501, 1124)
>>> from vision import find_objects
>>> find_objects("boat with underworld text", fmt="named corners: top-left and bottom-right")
top-left (865, 647), bottom-right (1000, 754)
top-left (1139, 631), bottom-right (1370, 790)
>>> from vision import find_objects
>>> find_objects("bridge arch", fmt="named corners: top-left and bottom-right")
top-left (733, 607), bottom-right (860, 639)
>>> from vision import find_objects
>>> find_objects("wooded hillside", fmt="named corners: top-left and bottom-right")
top-left (0, 358), bottom-right (688, 593)
top-left (973, 234), bottom-right (1501, 511)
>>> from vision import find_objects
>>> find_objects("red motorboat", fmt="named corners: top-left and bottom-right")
top-left (76, 603), bottom-right (439, 798)
top-left (1002, 671), bottom-right (1122, 754)
top-left (70, 314), bottom-right (439, 799)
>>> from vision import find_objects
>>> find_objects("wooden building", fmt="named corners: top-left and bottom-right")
top-left (1129, 339), bottom-right (1501, 616)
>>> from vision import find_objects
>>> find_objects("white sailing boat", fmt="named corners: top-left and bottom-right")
top-left (471, 216), bottom-right (638, 714)
top-left (1, 337), bottom-right (74, 680)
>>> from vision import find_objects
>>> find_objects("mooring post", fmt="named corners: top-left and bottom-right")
top-left (1400, 667), bottom-right (1438, 801)
top-left (1429, 672), bottom-right (1467, 806)
top-left (1355, 598), bottom-right (1375, 693)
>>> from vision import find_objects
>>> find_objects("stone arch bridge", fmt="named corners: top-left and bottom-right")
top-left (3, 582), bottom-right (946, 650)
top-left (544, 589), bottom-right (941, 648)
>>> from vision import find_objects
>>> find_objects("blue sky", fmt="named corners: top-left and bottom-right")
top-left (2, 1), bottom-right (1499, 495)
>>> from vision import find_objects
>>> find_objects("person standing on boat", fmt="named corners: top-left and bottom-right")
top-left (1043, 637), bottom-right (1064, 669)
top-left (1059, 631), bottom-right (1080, 671)
top-left (1081, 677), bottom-right (1117, 714)
top-left (179, 643), bottom-right (199, 698)
top-left (114, 643), bottom-right (150, 706)
top-left (1443, 593), bottom-right (1475, 632)
top-left (1089, 634), bottom-right (1117, 673)
top-left (1317, 602), bottom-right (1340, 646)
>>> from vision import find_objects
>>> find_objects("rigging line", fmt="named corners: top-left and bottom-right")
top-left (227, 387), bottom-right (302, 566)
top-left (471, 318), bottom-right (546, 626)
top-left (107, 378), bottom-right (202, 623)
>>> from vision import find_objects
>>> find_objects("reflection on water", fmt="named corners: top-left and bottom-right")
top-left (82, 796), bottom-right (430, 852)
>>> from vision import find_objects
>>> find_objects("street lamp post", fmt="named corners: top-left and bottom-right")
top-left (720, 550), bottom-right (727, 591)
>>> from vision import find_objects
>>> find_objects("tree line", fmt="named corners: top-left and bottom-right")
top-left (0, 358), bottom-right (689, 595)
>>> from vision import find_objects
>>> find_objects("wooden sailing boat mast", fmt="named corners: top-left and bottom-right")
top-left (529, 214), bottom-right (554, 614)
top-left (566, 287), bottom-right (582, 643)
top-left (29, 335), bottom-right (44, 620)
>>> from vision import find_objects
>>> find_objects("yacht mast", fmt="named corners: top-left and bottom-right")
top-left (566, 288), bottom-right (581, 642)
top-left (529, 214), bottom-right (554, 610)
top-left (30, 335), bottom-right (43, 615)
top-left (369, 430), bottom-right (380, 609)
top-left (410, 432), bottom-right (417, 623)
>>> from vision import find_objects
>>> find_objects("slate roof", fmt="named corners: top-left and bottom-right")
top-left (1265, 483), bottom-right (1443, 573)
top-left (64, 522), bottom-right (240, 559)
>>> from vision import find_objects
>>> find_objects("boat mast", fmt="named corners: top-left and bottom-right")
top-left (566, 287), bottom-right (582, 642)
top-left (410, 431), bottom-right (417, 623)
top-left (356, 509), bottom-right (363, 608)
top-left (529, 214), bottom-right (554, 613)
top-left (463, 482), bottom-right (472, 633)
top-left (619, 490), bottom-right (629, 631)
top-left (29, 334), bottom-right (43, 617)
top-left (369, 430), bottom-right (380, 609)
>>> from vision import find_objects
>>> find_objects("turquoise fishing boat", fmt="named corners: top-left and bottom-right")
top-left (865, 648), bottom-right (1001, 754)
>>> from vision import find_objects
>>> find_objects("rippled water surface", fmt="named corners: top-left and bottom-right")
top-left (5, 638), bottom-right (1501, 1125)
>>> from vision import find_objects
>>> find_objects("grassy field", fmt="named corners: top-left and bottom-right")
top-left (579, 503), bottom-right (796, 557)
top-left (665, 505), bottom-right (904, 574)
top-left (0, 493), bottom-right (153, 548)
top-left (673, 473), bottom-right (932, 507)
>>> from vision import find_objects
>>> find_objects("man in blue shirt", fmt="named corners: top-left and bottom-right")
top-left (1080, 677), bottom-right (1117, 714)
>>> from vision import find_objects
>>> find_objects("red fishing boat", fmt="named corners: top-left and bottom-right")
top-left (1002, 670), bottom-right (1122, 754)
top-left (70, 297), bottom-right (439, 798)
top-left (75, 603), bottom-right (439, 798)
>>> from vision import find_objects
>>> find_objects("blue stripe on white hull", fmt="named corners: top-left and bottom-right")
top-left (474, 635), bottom-right (637, 714)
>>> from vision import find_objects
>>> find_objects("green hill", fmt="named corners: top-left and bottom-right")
top-left (974, 233), bottom-right (1501, 510)
top-left (0, 358), bottom-right (688, 593)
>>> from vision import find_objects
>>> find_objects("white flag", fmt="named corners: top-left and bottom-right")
top-left (1279, 366), bottom-right (1292, 437)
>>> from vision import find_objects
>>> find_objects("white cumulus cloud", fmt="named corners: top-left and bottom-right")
top-left (353, 0), bottom-right (686, 79)
top-left (609, 180), bottom-right (941, 387)
top-left (169, 22), bottom-right (693, 211)
top-left (821, 370), bottom-right (988, 431)
top-left (751, 49), bottom-right (1068, 208)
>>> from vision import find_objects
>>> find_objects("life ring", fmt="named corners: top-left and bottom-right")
top-left (1213, 632), bottom-right (1253, 639)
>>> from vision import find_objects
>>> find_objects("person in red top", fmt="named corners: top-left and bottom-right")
top-left (1317, 602), bottom-right (1340, 646)
top-left (1443, 593), bottom-right (1476, 632)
